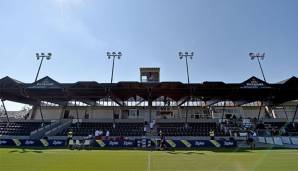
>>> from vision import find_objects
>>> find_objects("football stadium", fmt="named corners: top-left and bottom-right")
top-left (1, 65), bottom-right (298, 171)
top-left (1, 1), bottom-right (298, 171)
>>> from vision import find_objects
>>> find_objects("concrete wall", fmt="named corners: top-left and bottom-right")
top-left (29, 105), bottom-right (297, 121)
top-left (33, 107), bottom-right (62, 120)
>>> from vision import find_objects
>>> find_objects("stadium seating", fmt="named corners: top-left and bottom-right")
top-left (157, 122), bottom-right (227, 136)
top-left (0, 122), bottom-right (48, 136)
top-left (256, 122), bottom-right (298, 136)
top-left (58, 122), bottom-right (145, 136)
top-left (285, 123), bottom-right (298, 136)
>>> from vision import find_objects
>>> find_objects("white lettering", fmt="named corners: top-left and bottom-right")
top-left (52, 140), bottom-right (63, 145)
top-left (24, 140), bottom-right (35, 145)
top-left (195, 141), bottom-right (205, 146)
top-left (109, 141), bottom-right (119, 146)
top-left (0, 140), bottom-right (8, 145)
top-left (224, 141), bottom-right (234, 146)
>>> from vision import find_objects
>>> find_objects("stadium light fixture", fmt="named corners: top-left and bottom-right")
top-left (107, 51), bottom-right (122, 83)
top-left (178, 51), bottom-right (194, 84)
top-left (35, 52), bottom-right (52, 82)
top-left (249, 52), bottom-right (266, 82)
top-left (178, 51), bottom-right (194, 126)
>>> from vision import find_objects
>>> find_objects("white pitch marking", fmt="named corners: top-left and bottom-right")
top-left (147, 152), bottom-right (151, 171)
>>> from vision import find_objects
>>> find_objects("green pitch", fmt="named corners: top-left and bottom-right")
top-left (1, 148), bottom-right (298, 171)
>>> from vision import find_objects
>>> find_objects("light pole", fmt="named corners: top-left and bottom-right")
top-left (35, 53), bottom-right (52, 82)
top-left (35, 52), bottom-right (51, 126)
top-left (107, 52), bottom-right (122, 122)
top-left (249, 52), bottom-right (268, 120)
top-left (179, 52), bottom-right (194, 84)
top-left (107, 52), bottom-right (122, 83)
top-left (179, 51), bottom-right (194, 125)
top-left (249, 52), bottom-right (266, 82)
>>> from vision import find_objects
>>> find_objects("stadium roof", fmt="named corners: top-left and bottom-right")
top-left (0, 76), bottom-right (297, 106)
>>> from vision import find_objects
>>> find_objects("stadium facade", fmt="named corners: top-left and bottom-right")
top-left (0, 75), bottom-right (298, 148)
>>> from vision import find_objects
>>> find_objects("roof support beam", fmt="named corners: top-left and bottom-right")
top-left (110, 96), bottom-right (124, 106)
top-left (205, 99), bottom-right (221, 106)
top-left (178, 96), bottom-right (190, 106)
top-left (80, 100), bottom-right (96, 106)
top-left (234, 100), bottom-right (251, 106)
top-left (292, 104), bottom-right (298, 123)
top-left (257, 101), bottom-right (263, 120)
top-left (1, 99), bottom-right (10, 124)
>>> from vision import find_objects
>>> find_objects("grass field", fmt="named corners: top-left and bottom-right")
top-left (1, 148), bottom-right (298, 171)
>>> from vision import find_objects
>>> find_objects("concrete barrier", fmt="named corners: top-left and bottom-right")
top-left (273, 137), bottom-right (283, 145)
top-left (258, 137), bottom-right (265, 143)
top-left (290, 137), bottom-right (298, 145)
top-left (281, 137), bottom-right (291, 144)
top-left (265, 137), bottom-right (274, 144)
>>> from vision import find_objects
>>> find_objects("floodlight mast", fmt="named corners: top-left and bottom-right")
top-left (179, 52), bottom-right (194, 84)
top-left (107, 52), bottom-right (122, 84)
top-left (35, 53), bottom-right (52, 82)
top-left (249, 52), bottom-right (266, 82)
top-left (178, 51), bottom-right (194, 125)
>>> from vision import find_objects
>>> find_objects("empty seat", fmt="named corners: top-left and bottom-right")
top-left (58, 122), bottom-right (145, 137)
top-left (0, 122), bottom-right (49, 136)
top-left (157, 122), bottom-right (223, 136)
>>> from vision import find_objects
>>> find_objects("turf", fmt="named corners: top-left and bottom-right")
top-left (1, 148), bottom-right (298, 171)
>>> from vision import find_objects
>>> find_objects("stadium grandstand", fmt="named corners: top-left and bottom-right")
top-left (0, 73), bottom-right (298, 149)
top-left (1, 1), bottom-right (298, 170)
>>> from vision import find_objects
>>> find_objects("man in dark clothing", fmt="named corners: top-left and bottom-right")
top-left (247, 130), bottom-right (255, 150)
top-left (159, 131), bottom-right (166, 150)
top-left (67, 129), bottom-right (73, 148)
top-left (209, 129), bottom-right (215, 140)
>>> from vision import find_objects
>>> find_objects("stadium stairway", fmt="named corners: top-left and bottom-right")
top-left (29, 121), bottom-right (59, 139)
top-left (44, 119), bottom-right (72, 137)
top-left (150, 124), bottom-right (158, 136)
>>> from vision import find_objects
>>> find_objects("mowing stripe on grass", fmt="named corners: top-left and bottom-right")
top-left (147, 151), bottom-right (151, 171)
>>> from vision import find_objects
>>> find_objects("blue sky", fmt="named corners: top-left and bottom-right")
top-left (1, 0), bottom-right (298, 110)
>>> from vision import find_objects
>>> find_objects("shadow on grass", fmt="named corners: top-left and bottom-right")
top-left (9, 148), bottom-right (43, 154)
top-left (166, 151), bottom-right (205, 155)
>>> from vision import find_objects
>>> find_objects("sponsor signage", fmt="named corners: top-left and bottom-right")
top-left (0, 139), bottom-right (236, 148)
top-left (0, 140), bottom-right (8, 145)
top-left (194, 141), bottom-right (206, 147)
top-left (20, 140), bottom-right (42, 146)
top-left (24, 140), bottom-right (35, 145)
top-left (0, 139), bottom-right (14, 146)
top-left (28, 77), bottom-right (61, 89)
top-left (123, 140), bottom-right (135, 147)
top-left (221, 141), bottom-right (236, 147)
top-left (240, 77), bottom-right (270, 89)
top-left (108, 141), bottom-right (120, 147)
top-left (50, 140), bottom-right (65, 146)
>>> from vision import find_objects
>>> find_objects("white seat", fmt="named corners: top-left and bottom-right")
top-left (69, 139), bottom-right (74, 146)
top-left (75, 140), bottom-right (81, 146)
top-left (83, 140), bottom-right (90, 146)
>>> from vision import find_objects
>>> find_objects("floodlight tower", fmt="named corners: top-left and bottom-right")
top-left (35, 53), bottom-right (52, 82)
top-left (249, 52), bottom-right (266, 82)
top-left (107, 52), bottom-right (122, 83)
top-left (179, 51), bottom-right (194, 125)
top-left (179, 52), bottom-right (194, 84)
